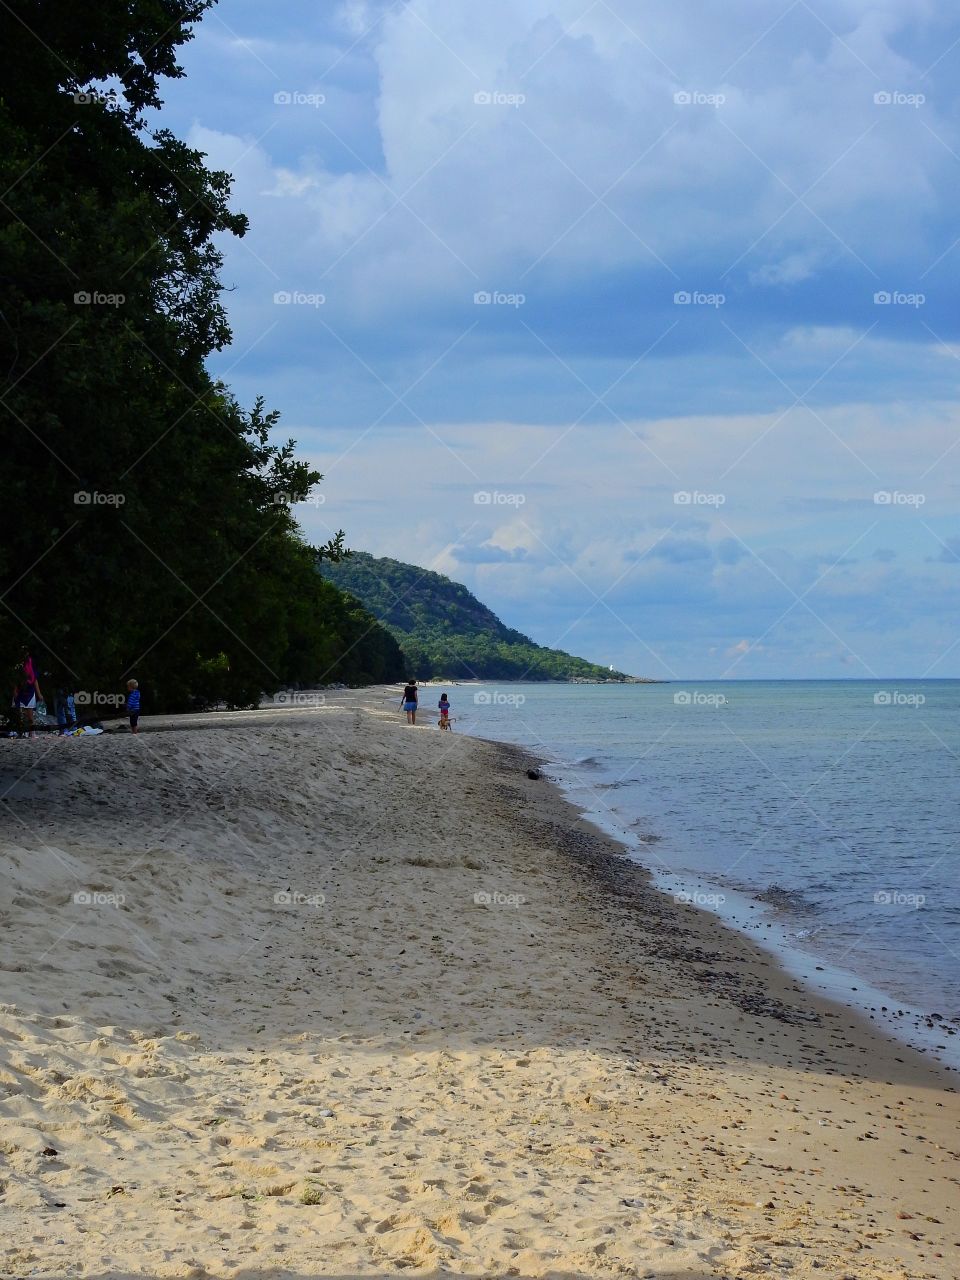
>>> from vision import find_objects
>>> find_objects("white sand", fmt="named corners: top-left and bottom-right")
top-left (0, 691), bottom-right (957, 1279)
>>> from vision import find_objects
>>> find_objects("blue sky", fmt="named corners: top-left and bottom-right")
top-left (152, 0), bottom-right (960, 678)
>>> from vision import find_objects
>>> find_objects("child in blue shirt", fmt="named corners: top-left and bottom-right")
top-left (55, 685), bottom-right (77, 735)
top-left (126, 679), bottom-right (141, 734)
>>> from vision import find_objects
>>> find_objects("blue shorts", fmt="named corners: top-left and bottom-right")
top-left (403, 701), bottom-right (417, 711)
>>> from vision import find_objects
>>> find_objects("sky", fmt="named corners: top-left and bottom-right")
top-left (150, 0), bottom-right (960, 679)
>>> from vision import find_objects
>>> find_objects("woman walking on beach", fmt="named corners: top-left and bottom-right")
top-left (401, 679), bottom-right (419, 725)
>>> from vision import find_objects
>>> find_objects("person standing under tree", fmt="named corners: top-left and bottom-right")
top-left (11, 652), bottom-right (42, 739)
top-left (126, 679), bottom-right (141, 734)
top-left (55, 682), bottom-right (77, 735)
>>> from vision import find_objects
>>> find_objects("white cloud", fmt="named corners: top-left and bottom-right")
top-left (186, 1), bottom-right (958, 320)
top-left (750, 251), bottom-right (823, 286)
top-left (157, 1), bottom-right (960, 675)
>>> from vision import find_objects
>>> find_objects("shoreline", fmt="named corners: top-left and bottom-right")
top-left (446, 683), bottom-right (960, 1073)
top-left (442, 712), bottom-right (959, 1078)
top-left (1, 693), bottom-right (958, 1277)
top-left (531, 756), bottom-right (960, 1075)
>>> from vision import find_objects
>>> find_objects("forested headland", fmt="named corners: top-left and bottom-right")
top-left (320, 553), bottom-right (639, 682)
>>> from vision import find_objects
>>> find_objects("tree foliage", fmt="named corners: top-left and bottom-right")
top-left (0, 1), bottom-right (403, 712)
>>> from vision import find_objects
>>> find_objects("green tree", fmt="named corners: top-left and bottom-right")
top-left (0, 1), bottom-right (402, 712)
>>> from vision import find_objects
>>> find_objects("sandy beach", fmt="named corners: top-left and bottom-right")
top-left (1, 689), bottom-right (958, 1280)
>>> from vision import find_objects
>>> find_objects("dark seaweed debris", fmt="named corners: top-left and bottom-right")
top-left (753, 883), bottom-right (819, 914)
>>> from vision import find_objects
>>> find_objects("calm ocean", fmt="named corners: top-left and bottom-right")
top-left (451, 679), bottom-right (960, 1058)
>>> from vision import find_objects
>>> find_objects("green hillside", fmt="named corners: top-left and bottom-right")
top-left (319, 553), bottom-right (640, 682)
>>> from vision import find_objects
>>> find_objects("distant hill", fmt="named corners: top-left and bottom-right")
top-left (319, 552), bottom-right (643, 682)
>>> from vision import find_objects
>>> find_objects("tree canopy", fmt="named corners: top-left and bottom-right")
top-left (0, 1), bottom-right (403, 712)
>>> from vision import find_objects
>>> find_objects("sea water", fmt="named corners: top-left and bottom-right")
top-left (453, 679), bottom-right (960, 1056)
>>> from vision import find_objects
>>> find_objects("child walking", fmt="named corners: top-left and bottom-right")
top-left (126, 679), bottom-right (141, 734)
